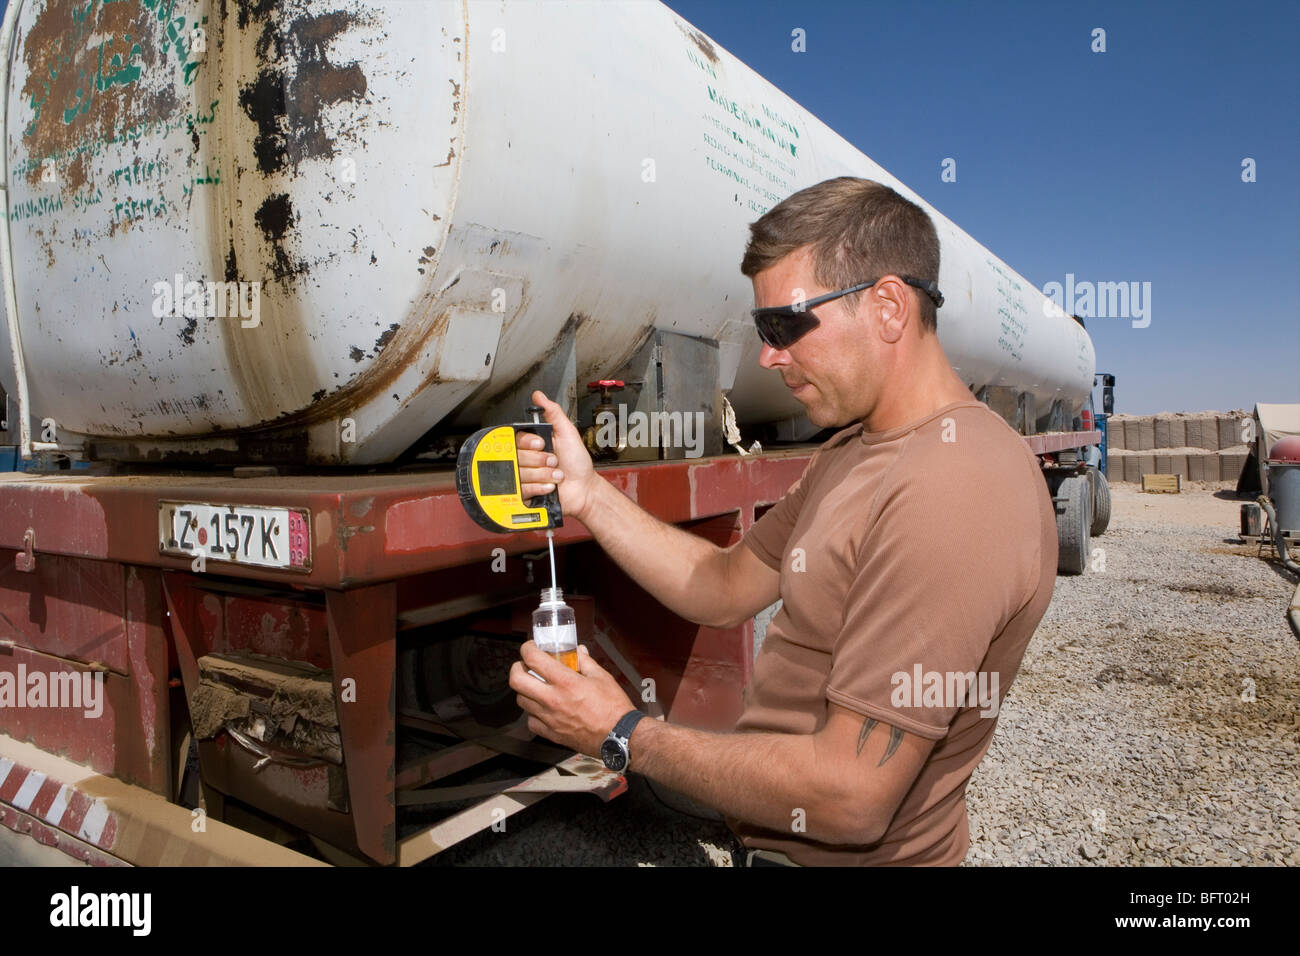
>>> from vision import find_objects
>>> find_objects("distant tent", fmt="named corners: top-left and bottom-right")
top-left (1251, 403), bottom-right (1300, 495)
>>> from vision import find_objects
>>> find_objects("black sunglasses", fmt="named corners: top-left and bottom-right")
top-left (751, 276), bottom-right (945, 349)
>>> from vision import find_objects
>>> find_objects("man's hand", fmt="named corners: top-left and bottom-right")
top-left (516, 389), bottom-right (599, 524)
top-left (508, 642), bottom-right (636, 756)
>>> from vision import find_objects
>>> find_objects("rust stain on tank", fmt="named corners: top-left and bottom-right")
top-left (238, 6), bottom-right (371, 176)
top-left (277, 307), bottom-right (452, 431)
top-left (678, 24), bottom-right (719, 64)
top-left (208, 3), bottom-right (462, 443)
top-left (19, 0), bottom-right (182, 192)
top-left (374, 323), bottom-right (399, 352)
top-left (64, 154), bottom-right (87, 193)
top-left (253, 193), bottom-right (304, 279)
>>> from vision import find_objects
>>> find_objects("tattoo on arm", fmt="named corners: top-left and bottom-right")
top-left (879, 727), bottom-right (903, 767)
top-left (856, 718), bottom-right (877, 756)
top-left (856, 717), bottom-right (905, 766)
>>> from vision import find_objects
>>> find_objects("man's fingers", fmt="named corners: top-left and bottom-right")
top-left (518, 464), bottom-right (562, 485)
top-left (533, 390), bottom-right (580, 438)
top-left (509, 660), bottom-right (552, 702)
top-left (515, 427), bottom-right (563, 501)
top-left (515, 445), bottom-right (556, 467)
top-left (514, 434), bottom-right (552, 459)
top-left (515, 691), bottom-right (543, 717)
top-left (575, 645), bottom-right (606, 679)
top-left (519, 640), bottom-right (573, 685)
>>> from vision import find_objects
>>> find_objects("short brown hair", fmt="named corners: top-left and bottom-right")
top-left (740, 177), bottom-right (941, 334)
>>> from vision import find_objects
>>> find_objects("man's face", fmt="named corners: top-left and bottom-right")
top-left (751, 246), bottom-right (880, 428)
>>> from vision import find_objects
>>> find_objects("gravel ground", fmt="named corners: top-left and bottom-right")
top-left (425, 480), bottom-right (1299, 866)
top-left (966, 481), bottom-right (1299, 866)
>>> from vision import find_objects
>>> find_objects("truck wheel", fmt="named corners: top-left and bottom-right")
top-left (1089, 466), bottom-right (1111, 536)
top-left (1055, 474), bottom-right (1091, 575)
top-left (426, 633), bottom-right (522, 728)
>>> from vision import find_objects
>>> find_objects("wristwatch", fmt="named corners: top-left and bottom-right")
top-left (600, 710), bottom-right (646, 772)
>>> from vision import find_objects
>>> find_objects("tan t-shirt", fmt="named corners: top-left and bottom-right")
top-left (728, 398), bottom-right (1057, 865)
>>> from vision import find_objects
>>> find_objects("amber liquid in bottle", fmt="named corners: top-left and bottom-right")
top-left (533, 587), bottom-right (578, 672)
top-left (547, 648), bottom-right (580, 671)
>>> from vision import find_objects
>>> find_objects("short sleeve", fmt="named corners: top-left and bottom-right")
top-left (739, 449), bottom-right (821, 572)
top-left (825, 466), bottom-right (1030, 739)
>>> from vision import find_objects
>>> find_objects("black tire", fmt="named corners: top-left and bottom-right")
top-left (1055, 474), bottom-right (1091, 575)
top-left (1089, 466), bottom-right (1111, 536)
top-left (423, 633), bottom-right (522, 728)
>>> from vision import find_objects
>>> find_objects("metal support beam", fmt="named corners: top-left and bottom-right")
top-left (326, 583), bottom-right (397, 865)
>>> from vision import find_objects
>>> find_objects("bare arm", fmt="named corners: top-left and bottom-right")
top-left (626, 702), bottom-right (933, 844)
top-left (516, 390), bottom-right (779, 629)
top-left (510, 642), bottom-right (935, 847)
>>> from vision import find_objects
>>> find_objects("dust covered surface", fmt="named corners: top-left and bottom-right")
top-left (189, 678), bottom-right (251, 739)
top-left (199, 652), bottom-right (336, 727)
top-left (192, 652), bottom-right (341, 763)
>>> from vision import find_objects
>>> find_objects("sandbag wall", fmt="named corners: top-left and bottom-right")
top-left (1106, 411), bottom-right (1251, 483)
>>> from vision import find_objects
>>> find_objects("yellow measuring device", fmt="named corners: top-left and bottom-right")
top-left (455, 405), bottom-right (563, 534)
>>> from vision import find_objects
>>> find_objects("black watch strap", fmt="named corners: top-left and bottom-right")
top-left (612, 709), bottom-right (646, 742)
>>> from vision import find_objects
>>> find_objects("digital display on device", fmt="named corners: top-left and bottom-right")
top-left (477, 460), bottom-right (517, 496)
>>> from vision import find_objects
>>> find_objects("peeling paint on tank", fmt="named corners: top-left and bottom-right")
top-left (374, 324), bottom-right (399, 352)
top-left (237, 4), bottom-right (372, 176)
top-left (254, 194), bottom-right (292, 241)
top-left (253, 193), bottom-right (303, 278)
top-left (18, 0), bottom-right (184, 197)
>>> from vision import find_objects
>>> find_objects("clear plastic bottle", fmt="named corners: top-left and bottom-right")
top-left (532, 587), bottom-right (579, 671)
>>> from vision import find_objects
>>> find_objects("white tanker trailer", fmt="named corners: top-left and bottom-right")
top-left (0, 0), bottom-right (1096, 468)
top-left (0, 0), bottom-right (1112, 868)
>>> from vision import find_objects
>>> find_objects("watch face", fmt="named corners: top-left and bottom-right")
top-left (601, 738), bottom-right (628, 772)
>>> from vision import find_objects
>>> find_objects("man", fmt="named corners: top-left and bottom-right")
top-left (507, 177), bottom-right (1057, 865)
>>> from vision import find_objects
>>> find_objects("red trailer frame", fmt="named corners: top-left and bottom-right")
top-left (0, 427), bottom-right (1099, 865)
top-left (0, 449), bottom-right (810, 864)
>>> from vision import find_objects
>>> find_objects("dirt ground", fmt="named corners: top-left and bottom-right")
top-left (1109, 479), bottom-right (1246, 526)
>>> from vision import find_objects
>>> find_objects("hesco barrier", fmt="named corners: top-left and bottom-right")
top-left (1106, 411), bottom-right (1252, 483)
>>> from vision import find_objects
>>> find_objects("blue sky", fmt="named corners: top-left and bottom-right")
top-left (663, 0), bottom-right (1300, 415)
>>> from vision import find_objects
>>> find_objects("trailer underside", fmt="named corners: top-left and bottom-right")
top-left (0, 450), bottom-right (810, 864)
top-left (0, 427), bottom-right (1102, 864)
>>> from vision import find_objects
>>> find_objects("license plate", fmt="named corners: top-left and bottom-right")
top-left (159, 502), bottom-right (311, 571)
